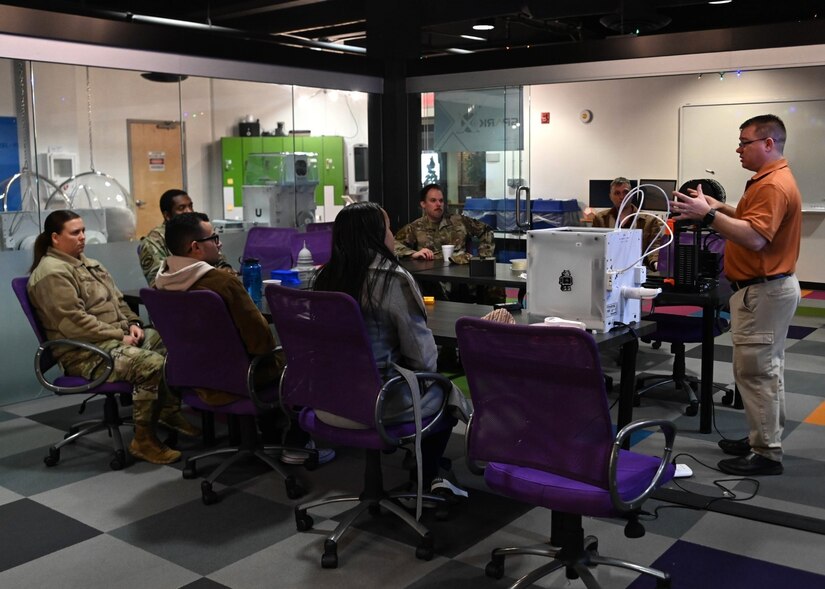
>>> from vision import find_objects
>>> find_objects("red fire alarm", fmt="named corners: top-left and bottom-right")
top-left (541, 112), bottom-right (550, 124)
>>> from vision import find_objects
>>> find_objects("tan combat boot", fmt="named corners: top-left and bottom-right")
top-left (130, 398), bottom-right (182, 463)
top-left (129, 424), bottom-right (182, 464)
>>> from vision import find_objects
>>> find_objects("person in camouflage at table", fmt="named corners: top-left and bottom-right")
top-left (140, 189), bottom-right (234, 287)
top-left (394, 183), bottom-right (495, 264)
top-left (27, 210), bottom-right (195, 465)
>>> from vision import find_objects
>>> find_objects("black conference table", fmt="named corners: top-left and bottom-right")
top-left (401, 258), bottom-right (526, 289)
top-left (427, 299), bottom-right (655, 444)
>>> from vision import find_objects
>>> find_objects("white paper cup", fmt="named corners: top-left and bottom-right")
top-left (441, 245), bottom-right (455, 261)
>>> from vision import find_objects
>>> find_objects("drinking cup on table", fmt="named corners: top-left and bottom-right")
top-left (441, 244), bottom-right (455, 262)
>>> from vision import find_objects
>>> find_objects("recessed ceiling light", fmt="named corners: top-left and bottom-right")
top-left (447, 47), bottom-right (473, 54)
top-left (708, 1), bottom-right (733, 5)
top-left (460, 34), bottom-right (487, 41)
top-left (473, 18), bottom-right (495, 31)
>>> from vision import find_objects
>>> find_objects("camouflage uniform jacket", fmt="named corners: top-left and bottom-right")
top-left (140, 222), bottom-right (233, 287)
top-left (394, 213), bottom-right (494, 264)
top-left (28, 247), bottom-right (139, 359)
top-left (591, 207), bottom-right (663, 270)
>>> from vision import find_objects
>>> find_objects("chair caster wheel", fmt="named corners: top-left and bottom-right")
top-left (44, 447), bottom-right (60, 467)
top-left (415, 535), bottom-right (434, 561)
top-left (485, 559), bottom-right (505, 580)
top-left (110, 450), bottom-right (127, 470)
top-left (685, 402), bottom-right (699, 417)
top-left (584, 536), bottom-right (599, 554)
top-left (651, 341), bottom-right (661, 350)
top-left (201, 481), bottom-right (220, 505)
top-left (321, 540), bottom-right (338, 569)
top-left (182, 465), bottom-right (197, 479)
top-left (295, 511), bottom-right (314, 531)
top-left (721, 389), bottom-right (734, 405)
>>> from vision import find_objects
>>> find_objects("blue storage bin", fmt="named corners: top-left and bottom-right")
top-left (496, 199), bottom-right (520, 231)
top-left (531, 199), bottom-right (582, 229)
top-left (462, 198), bottom-right (497, 229)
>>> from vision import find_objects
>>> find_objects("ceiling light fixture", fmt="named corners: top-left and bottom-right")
top-left (708, 1), bottom-right (733, 5)
top-left (460, 34), bottom-right (487, 41)
top-left (473, 18), bottom-right (495, 31)
top-left (447, 47), bottom-right (473, 54)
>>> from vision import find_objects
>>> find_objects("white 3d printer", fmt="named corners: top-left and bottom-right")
top-left (526, 227), bottom-right (650, 332)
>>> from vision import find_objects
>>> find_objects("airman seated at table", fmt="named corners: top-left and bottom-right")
top-left (140, 188), bottom-right (234, 287)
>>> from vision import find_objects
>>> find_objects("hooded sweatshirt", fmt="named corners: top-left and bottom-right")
top-left (155, 255), bottom-right (280, 403)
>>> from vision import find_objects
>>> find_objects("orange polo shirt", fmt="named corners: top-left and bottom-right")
top-left (724, 158), bottom-right (802, 282)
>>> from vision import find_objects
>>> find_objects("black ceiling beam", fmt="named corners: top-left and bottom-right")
top-left (408, 18), bottom-right (825, 77)
top-left (213, 0), bottom-right (365, 36)
top-left (0, 4), bottom-right (378, 76)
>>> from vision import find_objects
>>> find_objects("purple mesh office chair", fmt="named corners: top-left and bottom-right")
top-left (242, 226), bottom-right (298, 277)
top-left (289, 230), bottom-right (332, 266)
top-left (266, 284), bottom-right (453, 569)
top-left (140, 287), bottom-right (306, 504)
top-left (456, 318), bottom-right (676, 589)
top-left (12, 276), bottom-right (134, 470)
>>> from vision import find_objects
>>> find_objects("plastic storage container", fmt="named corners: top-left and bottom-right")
top-left (462, 198), bottom-right (497, 229)
top-left (531, 199), bottom-right (582, 229)
top-left (496, 199), bottom-right (521, 232)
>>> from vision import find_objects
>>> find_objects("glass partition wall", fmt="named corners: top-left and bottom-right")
top-left (419, 86), bottom-right (530, 261)
top-left (0, 55), bottom-right (370, 406)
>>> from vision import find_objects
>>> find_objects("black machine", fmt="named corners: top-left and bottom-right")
top-left (666, 178), bottom-right (727, 293)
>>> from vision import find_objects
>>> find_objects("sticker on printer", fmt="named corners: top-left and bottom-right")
top-left (558, 269), bottom-right (573, 292)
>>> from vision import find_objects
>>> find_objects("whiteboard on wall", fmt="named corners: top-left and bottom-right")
top-left (679, 100), bottom-right (825, 205)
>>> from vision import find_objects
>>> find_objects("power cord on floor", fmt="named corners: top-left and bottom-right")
top-left (638, 451), bottom-right (760, 522)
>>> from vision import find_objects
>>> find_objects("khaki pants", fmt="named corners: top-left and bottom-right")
top-left (730, 275), bottom-right (800, 462)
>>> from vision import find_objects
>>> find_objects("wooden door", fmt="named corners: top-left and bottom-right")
top-left (127, 120), bottom-right (184, 237)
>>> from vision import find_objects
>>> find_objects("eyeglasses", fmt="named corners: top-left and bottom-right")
top-left (193, 233), bottom-right (221, 245)
top-left (738, 137), bottom-right (769, 148)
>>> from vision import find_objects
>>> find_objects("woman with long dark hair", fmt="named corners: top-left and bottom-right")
top-left (27, 210), bottom-right (189, 464)
top-left (314, 202), bottom-right (457, 491)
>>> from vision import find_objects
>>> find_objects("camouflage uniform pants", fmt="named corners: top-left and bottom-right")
top-left (59, 328), bottom-right (169, 423)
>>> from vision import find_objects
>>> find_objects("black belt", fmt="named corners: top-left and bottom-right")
top-left (729, 273), bottom-right (791, 292)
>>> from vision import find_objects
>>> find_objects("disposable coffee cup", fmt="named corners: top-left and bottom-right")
top-left (441, 245), bottom-right (455, 262)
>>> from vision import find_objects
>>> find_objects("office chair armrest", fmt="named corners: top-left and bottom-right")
top-left (463, 412), bottom-right (486, 476)
top-left (35, 339), bottom-right (114, 394)
top-left (608, 418), bottom-right (676, 513)
top-left (248, 347), bottom-right (282, 412)
top-left (374, 371), bottom-right (453, 447)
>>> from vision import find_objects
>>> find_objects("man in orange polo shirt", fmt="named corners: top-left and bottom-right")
top-left (671, 114), bottom-right (801, 476)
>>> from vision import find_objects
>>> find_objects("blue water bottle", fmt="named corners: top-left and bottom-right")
top-left (241, 257), bottom-right (263, 307)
